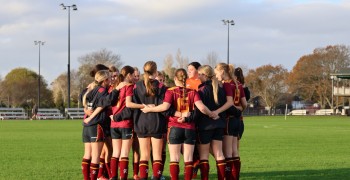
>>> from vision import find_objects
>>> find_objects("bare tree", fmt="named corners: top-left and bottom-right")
top-left (77, 48), bottom-right (123, 89)
top-left (202, 51), bottom-right (219, 67)
top-left (51, 73), bottom-right (67, 108)
top-left (175, 48), bottom-right (189, 69)
top-left (52, 70), bottom-right (80, 108)
top-left (163, 54), bottom-right (176, 86)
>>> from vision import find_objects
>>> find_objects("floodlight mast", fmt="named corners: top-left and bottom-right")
top-left (222, 19), bottom-right (235, 64)
top-left (60, 3), bottom-right (77, 108)
top-left (34, 40), bottom-right (45, 108)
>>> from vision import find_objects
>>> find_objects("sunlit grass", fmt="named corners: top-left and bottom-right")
top-left (0, 116), bottom-right (349, 179)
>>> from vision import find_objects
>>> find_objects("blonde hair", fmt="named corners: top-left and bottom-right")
top-left (215, 63), bottom-right (240, 104)
top-left (198, 65), bottom-right (219, 105)
top-left (83, 70), bottom-right (109, 108)
top-left (143, 61), bottom-right (157, 96)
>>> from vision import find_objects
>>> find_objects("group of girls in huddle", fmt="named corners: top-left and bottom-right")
top-left (80, 60), bottom-right (249, 180)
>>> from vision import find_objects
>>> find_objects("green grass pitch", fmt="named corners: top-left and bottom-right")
top-left (1, 116), bottom-right (349, 179)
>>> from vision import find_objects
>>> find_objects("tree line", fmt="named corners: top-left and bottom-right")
top-left (0, 45), bottom-right (349, 112)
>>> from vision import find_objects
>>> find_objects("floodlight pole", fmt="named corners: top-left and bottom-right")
top-left (34, 41), bottom-right (44, 108)
top-left (222, 19), bottom-right (235, 64)
top-left (60, 3), bottom-right (77, 108)
top-left (331, 75), bottom-right (334, 114)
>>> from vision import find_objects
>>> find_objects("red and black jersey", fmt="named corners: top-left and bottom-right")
top-left (132, 79), bottom-right (167, 136)
top-left (83, 86), bottom-right (119, 127)
top-left (223, 80), bottom-right (245, 106)
top-left (223, 80), bottom-right (245, 117)
top-left (164, 86), bottom-right (201, 130)
top-left (196, 80), bottom-right (226, 131)
top-left (111, 84), bottom-right (134, 128)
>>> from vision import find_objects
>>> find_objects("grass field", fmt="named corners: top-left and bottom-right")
top-left (1, 116), bottom-right (350, 179)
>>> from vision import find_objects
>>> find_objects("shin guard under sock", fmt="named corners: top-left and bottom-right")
top-left (225, 157), bottom-right (234, 180)
top-left (199, 160), bottom-right (209, 180)
top-left (169, 161), bottom-right (179, 180)
top-left (82, 158), bottom-right (91, 180)
top-left (216, 160), bottom-right (226, 180)
top-left (119, 157), bottom-right (129, 180)
top-left (152, 160), bottom-right (163, 179)
top-left (184, 161), bottom-right (193, 180)
top-left (97, 158), bottom-right (105, 178)
top-left (139, 160), bottom-right (149, 179)
top-left (90, 163), bottom-right (99, 180)
top-left (232, 157), bottom-right (241, 180)
top-left (110, 157), bottom-right (119, 180)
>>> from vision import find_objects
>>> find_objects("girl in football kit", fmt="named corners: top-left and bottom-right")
top-left (81, 70), bottom-right (120, 180)
top-left (129, 61), bottom-right (168, 180)
top-left (86, 67), bottom-right (132, 180)
top-left (196, 65), bottom-right (227, 180)
top-left (233, 67), bottom-right (250, 141)
top-left (131, 67), bottom-right (141, 180)
top-left (214, 63), bottom-right (247, 180)
top-left (141, 68), bottom-right (218, 180)
top-left (96, 65), bottom-right (120, 180)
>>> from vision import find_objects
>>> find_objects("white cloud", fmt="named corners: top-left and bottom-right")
top-left (1, 0), bottom-right (350, 85)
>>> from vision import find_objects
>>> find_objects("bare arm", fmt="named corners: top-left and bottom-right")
top-left (126, 96), bottom-right (145, 109)
top-left (141, 102), bottom-right (171, 113)
top-left (83, 107), bottom-right (103, 124)
top-left (240, 97), bottom-right (247, 110)
top-left (214, 96), bottom-right (233, 114)
top-left (194, 100), bottom-right (219, 119)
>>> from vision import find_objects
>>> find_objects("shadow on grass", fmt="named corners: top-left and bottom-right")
top-left (234, 168), bottom-right (350, 179)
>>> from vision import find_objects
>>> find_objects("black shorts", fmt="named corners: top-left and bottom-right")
top-left (197, 128), bottom-right (224, 144)
top-left (167, 127), bottom-right (196, 145)
top-left (102, 125), bottom-right (111, 137)
top-left (111, 127), bottom-right (133, 140)
top-left (82, 124), bottom-right (105, 143)
top-left (137, 133), bottom-right (163, 139)
top-left (239, 119), bottom-right (244, 139)
top-left (224, 116), bottom-right (240, 137)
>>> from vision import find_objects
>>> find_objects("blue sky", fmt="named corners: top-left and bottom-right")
top-left (1, 0), bottom-right (349, 85)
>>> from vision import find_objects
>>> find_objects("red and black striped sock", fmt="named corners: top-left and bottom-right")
top-left (139, 160), bottom-right (149, 179)
top-left (110, 157), bottom-right (119, 179)
top-left (199, 160), bottom-right (209, 180)
top-left (216, 159), bottom-right (226, 180)
top-left (119, 157), bottom-right (129, 180)
top-left (90, 163), bottom-right (99, 180)
top-left (169, 161), bottom-right (179, 180)
top-left (81, 158), bottom-right (90, 180)
top-left (184, 161), bottom-right (193, 180)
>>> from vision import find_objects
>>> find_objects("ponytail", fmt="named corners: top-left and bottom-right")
top-left (234, 67), bottom-right (245, 84)
top-left (116, 65), bottom-right (135, 86)
top-left (228, 64), bottom-right (240, 105)
top-left (211, 75), bottom-right (219, 105)
top-left (143, 61), bottom-right (157, 96)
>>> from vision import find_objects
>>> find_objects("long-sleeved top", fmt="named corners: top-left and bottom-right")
top-left (132, 80), bottom-right (167, 136)
top-left (196, 80), bottom-right (226, 131)
top-left (83, 86), bottom-right (119, 127)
